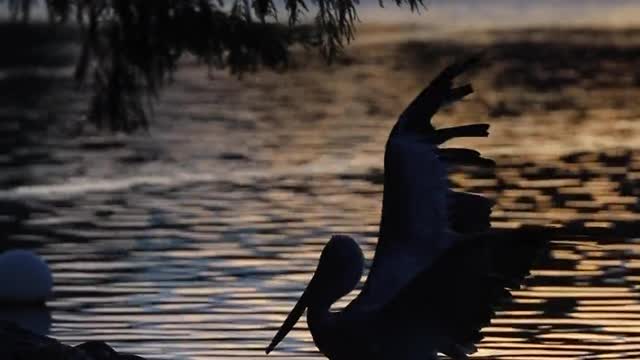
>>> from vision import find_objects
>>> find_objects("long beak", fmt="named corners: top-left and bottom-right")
top-left (265, 286), bottom-right (310, 354)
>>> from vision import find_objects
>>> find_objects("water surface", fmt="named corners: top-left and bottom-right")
top-left (2, 26), bottom-right (640, 359)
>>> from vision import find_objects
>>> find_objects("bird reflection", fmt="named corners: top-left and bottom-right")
top-left (266, 59), bottom-right (551, 359)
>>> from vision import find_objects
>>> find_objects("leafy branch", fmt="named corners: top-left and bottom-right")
top-left (3, 0), bottom-right (424, 131)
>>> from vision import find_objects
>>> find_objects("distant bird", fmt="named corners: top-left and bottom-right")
top-left (0, 250), bottom-right (52, 304)
top-left (266, 59), bottom-right (551, 359)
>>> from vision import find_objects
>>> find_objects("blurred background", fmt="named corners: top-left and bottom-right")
top-left (2, 0), bottom-right (640, 359)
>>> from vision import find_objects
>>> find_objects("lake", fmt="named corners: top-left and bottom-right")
top-left (2, 22), bottom-right (640, 359)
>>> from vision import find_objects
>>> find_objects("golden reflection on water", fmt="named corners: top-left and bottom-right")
top-left (17, 147), bottom-right (640, 359)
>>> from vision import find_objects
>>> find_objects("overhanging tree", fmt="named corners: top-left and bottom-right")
top-left (2, 0), bottom-right (423, 131)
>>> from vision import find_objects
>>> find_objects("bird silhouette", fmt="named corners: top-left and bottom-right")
top-left (266, 59), bottom-right (551, 360)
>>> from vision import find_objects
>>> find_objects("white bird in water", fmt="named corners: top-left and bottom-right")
top-left (266, 59), bottom-right (553, 359)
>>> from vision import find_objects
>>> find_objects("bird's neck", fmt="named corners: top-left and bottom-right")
top-left (307, 302), bottom-right (335, 332)
top-left (307, 303), bottom-right (338, 356)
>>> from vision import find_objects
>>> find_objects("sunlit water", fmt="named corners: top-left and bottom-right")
top-left (3, 25), bottom-right (640, 359)
top-left (359, 0), bottom-right (640, 28)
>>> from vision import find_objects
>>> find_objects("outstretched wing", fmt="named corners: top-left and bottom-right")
top-left (348, 58), bottom-right (492, 310)
top-left (380, 227), bottom-right (552, 358)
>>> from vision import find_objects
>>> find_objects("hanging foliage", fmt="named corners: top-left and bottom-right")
top-left (2, 0), bottom-right (424, 131)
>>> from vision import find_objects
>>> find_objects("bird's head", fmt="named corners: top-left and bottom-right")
top-left (265, 234), bottom-right (364, 354)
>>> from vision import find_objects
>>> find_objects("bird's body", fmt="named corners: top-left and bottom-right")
top-left (266, 59), bottom-right (550, 359)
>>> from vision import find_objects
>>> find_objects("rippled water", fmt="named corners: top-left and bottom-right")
top-left (3, 26), bottom-right (640, 359)
top-left (12, 150), bottom-right (639, 360)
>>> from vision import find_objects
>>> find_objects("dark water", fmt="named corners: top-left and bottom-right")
top-left (3, 26), bottom-right (640, 359)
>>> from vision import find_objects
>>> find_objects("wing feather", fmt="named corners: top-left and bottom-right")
top-left (343, 57), bottom-right (554, 359)
top-left (438, 148), bottom-right (496, 167)
top-left (448, 191), bottom-right (494, 233)
top-left (352, 132), bottom-right (450, 309)
top-left (379, 227), bottom-right (552, 357)
top-left (433, 124), bottom-right (490, 144)
top-left (348, 58), bottom-right (489, 311)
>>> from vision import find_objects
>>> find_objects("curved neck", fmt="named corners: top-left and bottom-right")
top-left (307, 303), bottom-right (338, 356)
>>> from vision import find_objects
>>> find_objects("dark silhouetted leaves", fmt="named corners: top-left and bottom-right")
top-left (3, 0), bottom-right (424, 131)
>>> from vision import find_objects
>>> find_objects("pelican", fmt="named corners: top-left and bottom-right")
top-left (266, 59), bottom-right (551, 359)
top-left (0, 249), bottom-right (52, 304)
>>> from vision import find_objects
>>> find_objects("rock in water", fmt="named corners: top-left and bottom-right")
top-left (0, 321), bottom-right (147, 359)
